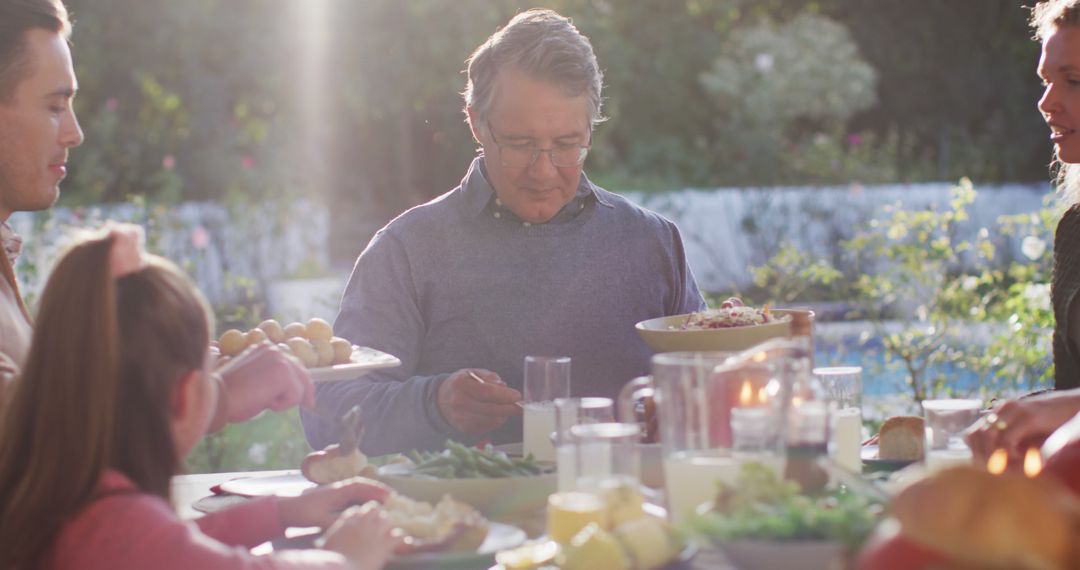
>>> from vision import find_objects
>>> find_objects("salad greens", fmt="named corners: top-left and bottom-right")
top-left (396, 440), bottom-right (549, 479)
top-left (685, 461), bottom-right (884, 549)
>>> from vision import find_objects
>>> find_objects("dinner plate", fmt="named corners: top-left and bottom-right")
top-left (377, 465), bottom-right (557, 519)
top-left (308, 346), bottom-right (400, 383)
top-left (387, 522), bottom-right (526, 570)
top-left (861, 444), bottom-right (917, 472)
top-left (218, 471), bottom-right (315, 498)
top-left (490, 538), bottom-right (697, 570)
top-left (272, 522), bottom-right (526, 569)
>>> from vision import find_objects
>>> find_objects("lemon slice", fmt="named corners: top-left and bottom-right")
top-left (562, 523), bottom-right (631, 570)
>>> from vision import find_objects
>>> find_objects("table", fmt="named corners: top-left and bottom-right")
top-left (171, 471), bottom-right (737, 569)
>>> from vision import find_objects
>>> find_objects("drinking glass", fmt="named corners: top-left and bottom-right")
top-left (554, 397), bottom-right (615, 492)
top-left (814, 366), bottom-right (863, 472)
top-left (922, 398), bottom-right (981, 472)
top-left (642, 351), bottom-right (780, 522)
top-left (523, 355), bottom-right (571, 462)
top-left (570, 422), bottom-right (642, 493)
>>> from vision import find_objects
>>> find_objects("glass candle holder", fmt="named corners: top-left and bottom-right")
top-left (922, 398), bottom-right (981, 473)
top-left (814, 366), bottom-right (863, 473)
top-left (570, 422), bottom-right (642, 493)
top-left (554, 397), bottom-right (614, 492)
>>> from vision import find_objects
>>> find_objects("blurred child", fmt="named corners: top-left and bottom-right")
top-left (0, 225), bottom-right (400, 569)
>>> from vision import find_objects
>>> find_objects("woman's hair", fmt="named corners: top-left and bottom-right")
top-left (1031, 0), bottom-right (1080, 42)
top-left (0, 0), bottom-right (72, 102)
top-left (463, 8), bottom-right (605, 134)
top-left (1031, 0), bottom-right (1080, 208)
top-left (0, 230), bottom-right (211, 567)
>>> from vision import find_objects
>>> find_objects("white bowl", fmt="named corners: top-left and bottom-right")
top-left (635, 309), bottom-right (811, 353)
top-left (720, 540), bottom-right (847, 570)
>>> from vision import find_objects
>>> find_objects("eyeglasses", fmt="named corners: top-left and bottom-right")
top-left (486, 124), bottom-right (591, 168)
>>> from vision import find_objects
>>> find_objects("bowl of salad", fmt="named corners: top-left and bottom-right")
top-left (635, 305), bottom-right (808, 353)
top-left (376, 440), bottom-right (557, 519)
top-left (685, 462), bottom-right (884, 570)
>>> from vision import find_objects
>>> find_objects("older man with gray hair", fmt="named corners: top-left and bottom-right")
top-left (307, 9), bottom-right (705, 454)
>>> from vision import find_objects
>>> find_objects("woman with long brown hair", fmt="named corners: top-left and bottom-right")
top-left (0, 225), bottom-right (398, 569)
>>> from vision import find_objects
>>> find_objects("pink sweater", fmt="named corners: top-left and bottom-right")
top-left (43, 470), bottom-right (349, 570)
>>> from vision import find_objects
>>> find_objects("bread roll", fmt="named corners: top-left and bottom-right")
top-left (331, 337), bottom-right (353, 364)
top-left (258, 319), bottom-right (286, 343)
top-left (311, 339), bottom-right (334, 367)
top-left (286, 338), bottom-right (318, 368)
top-left (892, 466), bottom-right (1080, 570)
top-left (245, 328), bottom-right (268, 346)
top-left (306, 317), bottom-right (333, 343)
top-left (284, 322), bottom-right (307, 339)
top-left (218, 329), bottom-right (247, 357)
top-left (879, 416), bottom-right (924, 461)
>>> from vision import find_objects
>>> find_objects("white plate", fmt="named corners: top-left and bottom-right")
top-left (309, 346), bottom-right (400, 383)
top-left (218, 471), bottom-right (315, 498)
top-left (274, 521), bottom-right (526, 568)
top-left (377, 466), bottom-right (557, 519)
top-left (387, 522), bottom-right (526, 570)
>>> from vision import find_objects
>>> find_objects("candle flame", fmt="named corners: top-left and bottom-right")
top-left (791, 395), bottom-right (804, 408)
top-left (757, 387), bottom-right (768, 405)
top-left (739, 381), bottom-right (753, 405)
top-left (1024, 448), bottom-right (1043, 478)
top-left (986, 448), bottom-right (1007, 475)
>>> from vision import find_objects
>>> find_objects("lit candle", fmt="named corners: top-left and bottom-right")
top-left (831, 407), bottom-right (862, 472)
top-left (1024, 447), bottom-right (1042, 478)
top-left (987, 448), bottom-right (1008, 475)
top-left (739, 381), bottom-right (754, 406)
top-left (732, 380), bottom-right (770, 452)
top-left (788, 397), bottom-right (828, 447)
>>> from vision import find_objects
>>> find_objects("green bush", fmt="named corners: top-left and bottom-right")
top-left (186, 409), bottom-right (311, 474)
top-left (752, 179), bottom-right (1055, 405)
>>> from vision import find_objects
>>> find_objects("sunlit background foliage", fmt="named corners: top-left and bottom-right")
top-left (46, 0), bottom-right (1055, 470)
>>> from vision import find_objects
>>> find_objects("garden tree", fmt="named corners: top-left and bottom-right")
top-left (753, 179), bottom-right (1056, 406)
top-left (818, 0), bottom-right (1049, 182)
top-left (698, 12), bottom-right (879, 185)
top-left (57, 0), bottom-right (1055, 266)
top-left (65, 0), bottom-right (305, 206)
top-left (570, 0), bottom-right (735, 190)
top-left (319, 0), bottom-right (511, 259)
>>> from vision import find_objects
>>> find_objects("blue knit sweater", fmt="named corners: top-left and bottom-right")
top-left (301, 157), bottom-right (706, 454)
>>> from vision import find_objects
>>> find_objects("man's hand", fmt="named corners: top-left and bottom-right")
top-left (217, 343), bottom-right (315, 427)
top-left (276, 476), bottom-right (391, 529)
top-left (437, 368), bottom-right (522, 434)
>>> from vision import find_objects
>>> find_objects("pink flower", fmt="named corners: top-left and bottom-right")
top-left (241, 155), bottom-right (256, 169)
top-left (105, 98), bottom-right (118, 112)
top-left (162, 155), bottom-right (176, 171)
top-left (847, 134), bottom-right (862, 147)
top-left (191, 225), bottom-right (211, 250)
